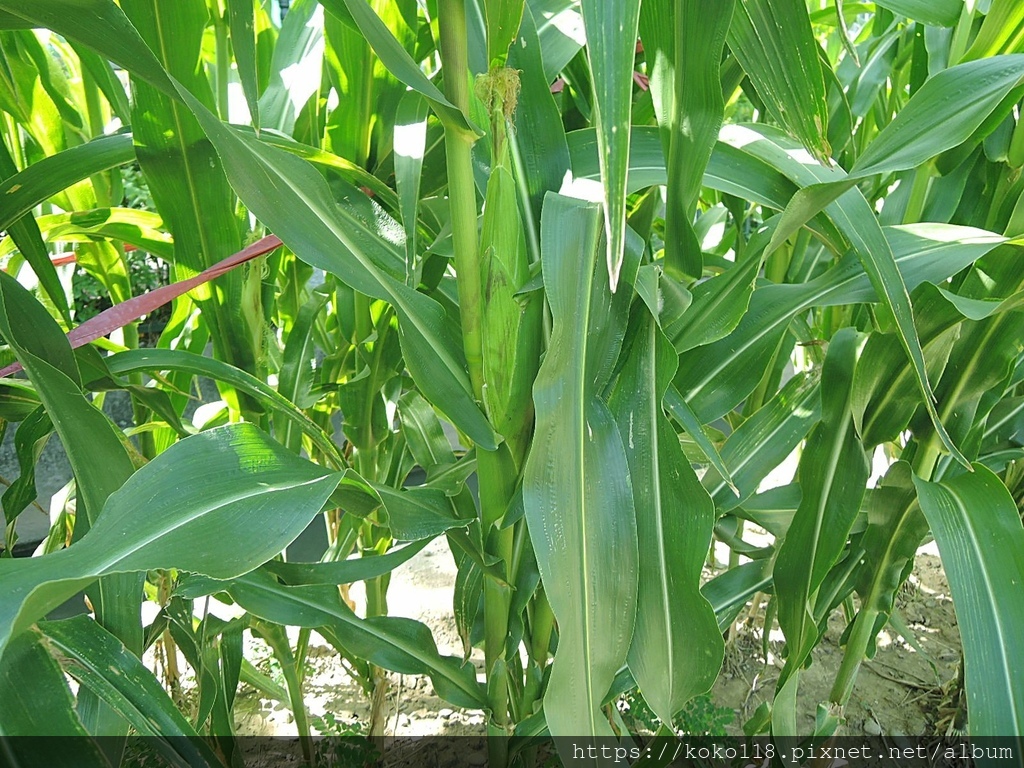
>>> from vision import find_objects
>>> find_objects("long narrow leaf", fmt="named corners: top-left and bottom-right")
top-left (913, 465), bottom-right (1024, 736)
top-left (227, 569), bottom-right (486, 709)
top-left (227, 0), bottom-right (260, 130)
top-left (640, 0), bottom-right (734, 280)
top-left (39, 616), bottom-right (221, 768)
top-left (875, 0), bottom-right (961, 27)
top-left (0, 138), bottom-right (70, 323)
top-left (0, 269), bottom-right (143, 700)
top-left (675, 223), bottom-right (1003, 424)
top-left (0, 133), bottom-right (134, 233)
top-left (0, 0), bottom-right (177, 97)
top-left (319, 0), bottom-right (476, 135)
top-left (523, 192), bottom-right (638, 741)
top-left (609, 312), bottom-right (722, 724)
top-left (258, 0), bottom-right (323, 134)
top-left (771, 328), bottom-right (869, 734)
top-left (726, 124), bottom-right (970, 466)
top-left (0, 629), bottom-right (108, 768)
top-left (728, 0), bottom-right (830, 163)
top-left (771, 56), bottom-right (1024, 254)
top-left (580, 0), bottom-right (642, 289)
top-left (121, 0), bottom-right (257, 380)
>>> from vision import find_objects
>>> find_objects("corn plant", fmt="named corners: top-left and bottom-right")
top-left (1, 0), bottom-right (1024, 766)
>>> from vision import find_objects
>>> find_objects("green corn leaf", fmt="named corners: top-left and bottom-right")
top-left (277, 292), bottom-right (329, 453)
top-left (244, 620), bottom-right (307, 760)
top-left (927, 313), bottom-right (1024, 461)
top-left (0, 138), bottom-right (71, 324)
top-left (580, 0), bottom-right (642, 289)
top-left (875, 0), bottom-right (962, 27)
top-left (39, 616), bottom-right (222, 768)
top-left (530, 0), bottom-right (584, 80)
top-left (0, 133), bottom-right (135, 233)
top-left (675, 223), bottom-right (1004, 424)
top-left (71, 42), bottom-right (131, 124)
top-left (227, 569), bottom-right (486, 709)
top-left (856, 263), bottom-right (1024, 458)
top-left (0, 629), bottom-right (107, 767)
top-left (323, 0), bottom-right (416, 167)
top-left (567, 127), bottom-right (846, 249)
top-left (772, 329), bottom-right (870, 735)
top-left (73, 241), bottom-right (131, 308)
top-left (398, 390), bottom-right (457, 469)
top-left (726, 124), bottom-right (970, 467)
top-left (394, 91), bottom-right (430, 281)
top-left (0, 423), bottom-right (341, 661)
top-left (321, 466), bottom-right (474, 542)
top-left (523, 192), bottom-right (638, 742)
top-left (0, 10), bottom-right (34, 29)
top-left (664, 222), bottom-right (773, 354)
top-left (507, 4), bottom-right (570, 232)
top-left (1, 407), bottom-right (52, 526)
top-left (640, 0), bottom-right (735, 280)
top-left (854, 56), bottom-right (1024, 178)
top-left (262, 539), bottom-right (432, 586)
top-left (234, 128), bottom-right (399, 209)
top-left (733, 483), bottom-right (806, 539)
top-left (961, 0), bottom-right (1024, 61)
top-left (609, 312), bottom-right (723, 725)
top-left (662, 386), bottom-right (737, 496)
top-left (913, 465), bottom-right (1024, 736)
top-left (772, 55), bottom-right (1024, 256)
top-left (106, 348), bottom-right (341, 465)
top-left (853, 285), bottom-right (965, 448)
top-left (228, 0), bottom-right (261, 130)
top-left (120, 0), bottom-right (257, 384)
top-left (729, 0), bottom-right (830, 163)
top-left (0, 379), bottom-right (41, 423)
top-left (5, 208), bottom-right (174, 262)
top-left (698, 372), bottom-right (822, 511)
top-left (0, 269), bottom-right (143, 732)
top-left (320, 0), bottom-right (475, 135)
top-left (258, 0), bottom-right (323, 134)
top-left (373, 484), bottom-right (474, 541)
top-left (702, 559), bottom-right (774, 632)
top-left (485, 0), bottom-right (525, 65)
top-left (0, 0), bottom-right (177, 98)
top-left (834, 462), bottom-right (929, 708)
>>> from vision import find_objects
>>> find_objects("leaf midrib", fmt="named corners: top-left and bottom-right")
top-left (648, 322), bottom-right (674, 697)
top-left (573, 215), bottom-right (599, 738)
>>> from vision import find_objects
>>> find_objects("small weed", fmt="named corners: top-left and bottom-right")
top-left (312, 712), bottom-right (379, 768)
top-left (621, 690), bottom-right (735, 737)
